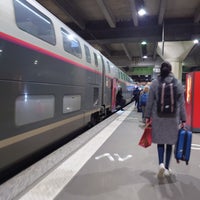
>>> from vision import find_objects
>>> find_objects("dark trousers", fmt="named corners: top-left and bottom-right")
top-left (141, 105), bottom-right (146, 121)
top-left (157, 144), bottom-right (172, 169)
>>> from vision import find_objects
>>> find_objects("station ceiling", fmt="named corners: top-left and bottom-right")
top-left (36, 0), bottom-right (200, 77)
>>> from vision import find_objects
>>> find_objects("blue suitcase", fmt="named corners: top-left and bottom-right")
top-left (175, 128), bottom-right (192, 165)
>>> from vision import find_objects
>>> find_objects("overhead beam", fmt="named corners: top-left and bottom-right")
top-left (158, 0), bottom-right (167, 25)
top-left (98, 44), bottom-right (112, 57)
top-left (81, 21), bottom-right (200, 44)
top-left (129, 0), bottom-right (138, 26)
top-left (121, 43), bottom-right (132, 60)
top-left (55, 0), bottom-right (86, 30)
top-left (96, 0), bottom-right (116, 28)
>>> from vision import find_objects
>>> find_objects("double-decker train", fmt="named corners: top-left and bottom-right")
top-left (0, 0), bottom-right (134, 180)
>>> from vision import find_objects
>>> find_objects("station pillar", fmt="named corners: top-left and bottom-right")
top-left (156, 41), bottom-right (194, 82)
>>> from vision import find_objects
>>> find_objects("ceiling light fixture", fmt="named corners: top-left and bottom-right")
top-left (138, 8), bottom-right (146, 16)
top-left (193, 39), bottom-right (199, 44)
top-left (141, 41), bottom-right (147, 45)
top-left (136, 0), bottom-right (146, 16)
top-left (141, 41), bottom-right (147, 59)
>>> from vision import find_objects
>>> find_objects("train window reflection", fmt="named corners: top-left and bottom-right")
top-left (84, 45), bottom-right (91, 63)
top-left (94, 53), bottom-right (98, 67)
top-left (61, 28), bottom-right (82, 58)
top-left (15, 95), bottom-right (55, 126)
top-left (106, 61), bottom-right (111, 73)
top-left (93, 88), bottom-right (99, 106)
top-left (63, 95), bottom-right (81, 113)
top-left (14, 0), bottom-right (56, 45)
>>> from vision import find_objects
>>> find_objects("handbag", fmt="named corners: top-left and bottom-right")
top-left (138, 123), bottom-right (152, 148)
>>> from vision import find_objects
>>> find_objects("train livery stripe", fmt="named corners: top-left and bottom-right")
top-left (0, 109), bottom-right (99, 149)
top-left (0, 32), bottom-right (132, 84)
top-left (0, 32), bottom-right (101, 75)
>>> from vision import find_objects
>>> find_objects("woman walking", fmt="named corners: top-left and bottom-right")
top-left (144, 61), bottom-right (186, 178)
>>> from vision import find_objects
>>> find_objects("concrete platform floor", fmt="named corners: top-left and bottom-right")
top-left (1, 103), bottom-right (200, 200)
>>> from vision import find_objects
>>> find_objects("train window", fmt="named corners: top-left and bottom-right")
top-left (97, 54), bottom-right (101, 65)
top-left (15, 95), bottom-right (55, 126)
top-left (106, 61), bottom-right (111, 73)
top-left (63, 95), bottom-right (81, 113)
top-left (93, 88), bottom-right (99, 106)
top-left (13, 0), bottom-right (56, 45)
top-left (121, 72), bottom-right (123, 80)
top-left (84, 45), bottom-right (91, 63)
top-left (118, 69), bottom-right (120, 78)
top-left (100, 56), bottom-right (105, 69)
top-left (94, 53), bottom-right (98, 67)
top-left (61, 28), bottom-right (82, 58)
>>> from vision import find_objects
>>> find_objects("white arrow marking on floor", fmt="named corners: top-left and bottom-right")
top-left (95, 153), bottom-right (115, 161)
top-left (18, 105), bottom-right (134, 200)
top-left (192, 144), bottom-right (200, 147)
top-left (191, 143), bottom-right (200, 150)
top-left (95, 153), bottom-right (133, 162)
top-left (113, 153), bottom-right (132, 161)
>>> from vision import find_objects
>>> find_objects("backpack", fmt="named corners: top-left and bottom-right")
top-left (157, 77), bottom-right (177, 117)
top-left (140, 92), bottom-right (148, 106)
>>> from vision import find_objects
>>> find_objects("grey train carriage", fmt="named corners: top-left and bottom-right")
top-left (0, 0), bottom-right (134, 180)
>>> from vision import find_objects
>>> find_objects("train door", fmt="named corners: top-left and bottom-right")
top-left (100, 55), bottom-right (105, 106)
top-left (111, 78), bottom-right (117, 111)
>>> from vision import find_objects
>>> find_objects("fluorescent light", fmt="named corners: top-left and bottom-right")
top-left (138, 8), bottom-right (146, 16)
top-left (143, 55), bottom-right (148, 59)
top-left (141, 41), bottom-right (147, 45)
top-left (193, 39), bottom-right (199, 44)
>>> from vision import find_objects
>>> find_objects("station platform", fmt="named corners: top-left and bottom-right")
top-left (1, 103), bottom-right (200, 200)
